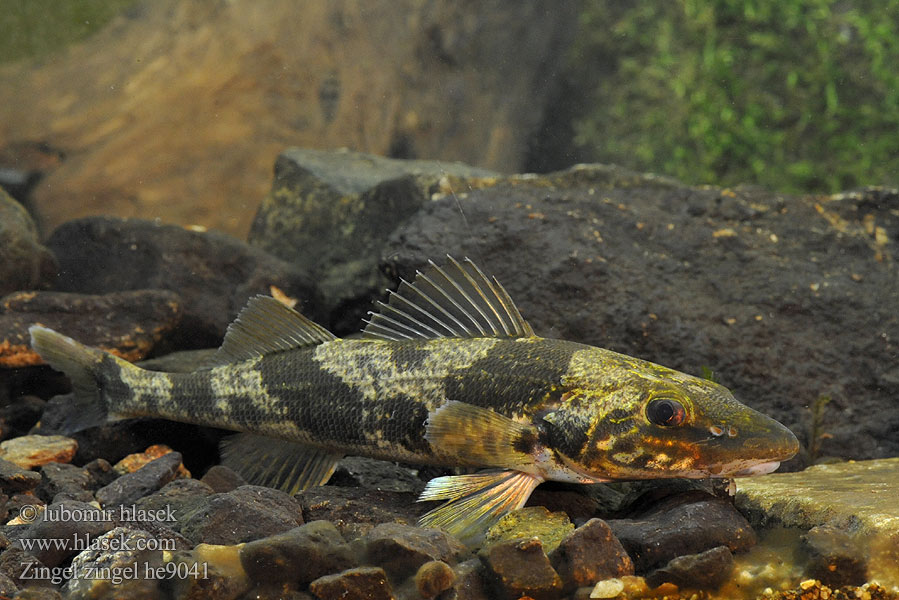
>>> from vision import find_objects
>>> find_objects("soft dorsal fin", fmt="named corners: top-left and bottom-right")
top-left (212, 295), bottom-right (336, 364)
top-left (362, 256), bottom-right (535, 340)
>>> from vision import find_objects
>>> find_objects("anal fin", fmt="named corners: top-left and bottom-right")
top-left (417, 470), bottom-right (543, 546)
top-left (219, 433), bottom-right (342, 495)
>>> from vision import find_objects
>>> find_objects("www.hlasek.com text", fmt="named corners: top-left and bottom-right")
top-left (20, 560), bottom-right (208, 586)
top-left (18, 531), bottom-right (177, 554)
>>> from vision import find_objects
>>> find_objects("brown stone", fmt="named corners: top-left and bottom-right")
top-left (0, 435), bottom-right (77, 469)
top-left (479, 537), bottom-right (563, 600)
top-left (549, 518), bottom-right (634, 591)
top-left (113, 444), bottom-right (191, 479)
top-left (0, 0), bottom-right (578, 238)
top-left (309, 566), bottom-right (395, 600)
top-left (0, 289), bottom-right (181, 367)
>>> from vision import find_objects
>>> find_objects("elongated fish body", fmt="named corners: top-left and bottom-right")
top-left (30, 258), bottom-right (799, 544)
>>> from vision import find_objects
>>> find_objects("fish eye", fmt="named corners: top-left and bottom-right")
top-left (646, 398), bottom-right (687, 427)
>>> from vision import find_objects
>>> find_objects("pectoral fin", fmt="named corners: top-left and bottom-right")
top-left (219, 433), bottom-right (342, 495)
top-left (425, 401), bottom-right (540, 469)
top-left (417, 470), bottom-right (543, 546)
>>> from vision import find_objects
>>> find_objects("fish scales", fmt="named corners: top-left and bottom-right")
top-left (29, 256), bottom-right (799, 545)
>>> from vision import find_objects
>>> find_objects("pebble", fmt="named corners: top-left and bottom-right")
top-left (309, 566), bottom-right (395, 600)
top-left (415, 560), bottom-right (456, 598)
top-left (549, 518), bottom-right (634, 593)
top-left (0, 435), bottom-right (77, 469)
top-left (179, 485), bottom-right (304, 545)
top-left (64, 527), bottom-right (162, 600)
top-left (589, 577), bottom-right (624, 598)
top-left (35, 462), bottom-right (92, 503)
top-left (0, 457), bottom-right (41, 494)
top-left (9, 500), bottom-right (114, 568)
top-left (113, 444), bottom-right (191, 478)
top-left (645, 545), bottom-right (734, 590)
top-left (199, 464), bottom-right (247, 493)
top-left (240, 520), bottom-right (357, 589)
top-left (485, 506), bottom-right (574, 555)
top-left (95, 451), bottom-right (183, 507)
top-left (364, 522), bottom-right (467, 578)
top-left (479, 536), bottom-right (563, 600)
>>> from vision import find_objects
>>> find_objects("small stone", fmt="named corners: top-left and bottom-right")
top-left (113, 444), bottom-right (191, 478)
top-left (200, 464), bottom-right (247, 493)
top-left (0, 457), bottom-right (41, 494)
top-left (64, 526), bottom-right (163, 599)
top-left (179, 485), bottom-right (303, 545)
top-left (0, 435), bottom-right (77, 469)
top-left (485, 506), bottom-right (574, 555)
top-left (0, 546), bottom-right (47, 588)
top-left (296, 486), bottom-right (427, 539)
top-left (802, 524), bottom-right (867, 588)
top-left (452, 558), bottom-right (491, 600)
top-left (9, 500), bottom-right (114, 567)
top-left (479, 536), bottom-right (563, 600)
top-left (645, 545), bottom-right (734, 590)
top-left (96, 451), bottom-right (183, 507)
top-left (800, 578), bottom-right (819, 590)
top-left (0, 187), bottom-right (56, 297)
top-left (35, 462), bottom-right (92, 503)
top-left (550, 518), bottom-right (634, 591)
top-left (240, 521), bottom-right (356, 588)
top-left (364, 522), bottom-right (467, 578)
top-left (83, 458), bottom-right (117, 489)
top-left (309, 566), bottom-right (394, 600)
top-left (329, 456), bottom-right (423, 493)
top-left (415, 560), bottom-right (456, 598)
top-left (589, 577), bottom-right (624, 599)
top-left (133, 478), bottom-right (214, 526)
top-left (165, 543), bottom-right (252, 600)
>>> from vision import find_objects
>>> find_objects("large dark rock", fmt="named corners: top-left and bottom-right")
top-left (363, 522), bottom-right (467, 579)
top-left (548, 518), bottom-right (633, 591)
top-left (95, 451), bottom-right (184, 508)
top-left (309, 566), bottom-right (394, 600)
top-left (295, 486), bottom-right (427, 540)
top-left (478, 536), bottom-right (563, 600)
top-left (645, 545), bottom-right (735, 590)
top-left (45, 217), bottom-right (322, 349)
top-left (248, 148), bottom-right (497, 332)
top-left (606, 491), bottom-right (756, 573)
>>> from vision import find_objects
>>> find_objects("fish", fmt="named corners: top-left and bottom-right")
top-left (29, 257), bottom-right (799, 544)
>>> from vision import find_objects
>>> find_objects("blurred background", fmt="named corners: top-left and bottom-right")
top-left (1, 0), bottom-right (897, 236)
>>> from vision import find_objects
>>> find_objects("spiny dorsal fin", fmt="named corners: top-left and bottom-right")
top-left (362, 256), bottom-right (535, 340)
top-left (219, 433), bottom-right (342, 495)
top-left (213, 295), bottom-right (336, 364)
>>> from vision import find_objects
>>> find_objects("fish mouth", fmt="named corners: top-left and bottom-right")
top-left (730, 461), bottom-right (781, 477)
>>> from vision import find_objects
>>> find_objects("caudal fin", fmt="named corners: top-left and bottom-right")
top-left (29, 325), bottom-right (113, 433)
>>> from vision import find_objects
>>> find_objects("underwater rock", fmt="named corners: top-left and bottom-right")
top-left (0, 458), bottom-right (40, 495)
top-left (802, 524), bottom-right (868, 588)
top-left (328, 456), bottom-right (423, 494)
top-left (0, 395), bottom-right (45, 441)
top-left (248, 148), bottom-right (497, 333)
top-left (0, 289), bottom-right (182, 367)
top-left (112, 444), bottom-right (191, 478)
top-left (415, 560), bottom-right (456, 598)
top-left (484, 506), bottom-right (574, 555)
top-left (308, 565), bottom-right (395, 600)
top-left (451, 558), bottom-right (492, 600)
top-left (179, 485), bottom-right (304, 545)
top-left (737, 457), bottom-right (899, 588)
top-left (0, 435), bottom-right (77, 469)
top-left (199, 465), bottom-right (247, 493)
top-left (548, 518), bottom-right (634, 591)
top-left (63, 527), bottom-right (162, 600)
top-left (606, 491), bottom-right (756, 573)
top-left (0, 546), bottom-right (48, 589)
top-left (9, 500), bottom-right (114, 567)
top-left (0, 188), bottom-right (56, 297)
top-left (478, 536), bottom-right (563, 600)
top-left (46, 217), bottom-right (322, 349)
top-left (645, 545), bottom-right (734, 590)
top-left (95, 451), bottom-right (184, 508)
top-left (240, 521), bottom-right (357, 589)
top-left (295, 486), bottom-right (428, 540)
top-left (133, 478), bottom-right (214, 527)
top-left (35, 462), bottom-right (92, 504)
top-left (363, 522), bottom-right (467, 579)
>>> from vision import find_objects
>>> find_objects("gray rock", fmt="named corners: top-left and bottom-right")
top-left (199, 464), bottom-right (246, 493)
top-left (63, 527), bottom-right (163, 600)
top-left (179, 485), bottom-right (303, 545)
top-left (363, 522), bottom-right (467, 578)
top-left (308, 566), bottom-right (394, 600)
top-left (295, 486), bottom-right (427, 540)
top-left (36, 463), bottom-right (92, 504)
top-left (9, 500), bottom-right (114, 567)
top-left (240, 521), bottom-right (357, 589)
top-left (645, 545), bottom-right (734, 590)
top-left (133, 477), bottom-right (215, 525)
top-left (0, 546), bottom-right (47, 589)
top-left (478, 536), bottom-right (563, 600)
top-left (95, 452), bottom-right (183, 508)
top-left (46, 217), bottom-right (323, 349)
top-left (0, 458), bottom-right (41, 495)
top-left (549, 518), bottom-right (634, 591)
top-left (451, 558), bottom-right (491, 600)
top-left (329, 456), bottom-right (423, 494)
top-left (0, 395), bottom-right (44, 440)
top-left (0, 571), bottom-right (16, 597)
top-left (248, 148), bottom-right (497, 332)
top-left (802, 525), bottom-right (868, 588)
top-left (606, 491), bottom-right (756, 573)
top-left (0, 188), bottom-right (55, 297)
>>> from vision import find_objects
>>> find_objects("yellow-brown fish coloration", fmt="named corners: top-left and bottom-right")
top-left (29, 257), bottom-right (799, 544)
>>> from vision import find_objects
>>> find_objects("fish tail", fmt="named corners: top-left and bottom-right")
top-left (29, 325), bottom-right (128, 433)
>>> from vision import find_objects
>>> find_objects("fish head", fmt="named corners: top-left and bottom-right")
top-left (542, 347), bottom-right (799, 481)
